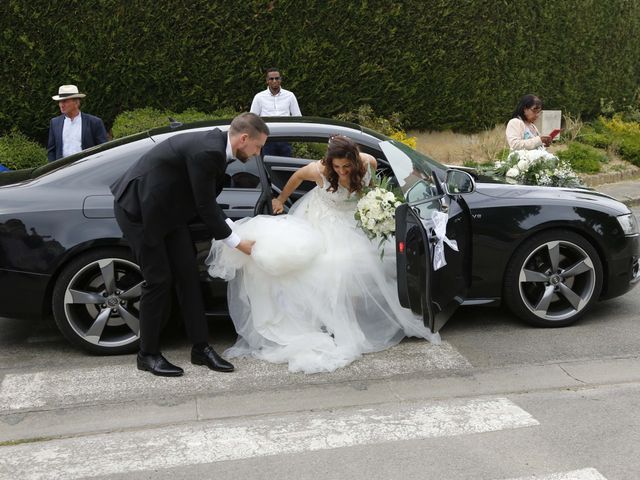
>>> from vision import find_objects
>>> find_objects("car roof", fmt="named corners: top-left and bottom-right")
top-left (28, 116), bottom-right (389, 179)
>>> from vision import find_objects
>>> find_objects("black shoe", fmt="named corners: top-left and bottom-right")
top-left (137, 352), bottom-right (184, 377)
top-left (191, 345), bottom-right (235, 372)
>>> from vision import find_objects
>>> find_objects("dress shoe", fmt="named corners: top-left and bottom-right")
top-left (137, 352), bottom-right (184, 377)
top-left (191, 345), bottom-right (235, 372)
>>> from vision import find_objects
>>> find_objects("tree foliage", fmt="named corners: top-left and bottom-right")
top-left (1, 0), bottom-right (639, 142)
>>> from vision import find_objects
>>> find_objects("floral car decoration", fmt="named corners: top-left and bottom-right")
top-left (494, 149), bottom-right (583, 188)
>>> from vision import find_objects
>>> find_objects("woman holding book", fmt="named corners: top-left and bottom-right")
top-left (506, 94), bottom-right (552, 150)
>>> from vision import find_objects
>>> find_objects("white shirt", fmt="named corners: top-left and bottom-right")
top-left (222, 131), bottom-right (240, 248)
top-left (62, 112), bottom-right (83, 158)
top-left (250, 88), bottom-right (301, 116)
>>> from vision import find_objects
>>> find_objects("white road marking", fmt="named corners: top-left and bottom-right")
top-left (501, 468), bottom-right (608, 480)
top-left (0, 397), bottom-right (537, 480)
top-left (0, 341), bottom-right (470, 412)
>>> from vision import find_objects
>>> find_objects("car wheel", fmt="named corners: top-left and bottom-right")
top-left (504, 229), bottom-right (603, 327)
top-left (52, 248), bottom-right (143, 354)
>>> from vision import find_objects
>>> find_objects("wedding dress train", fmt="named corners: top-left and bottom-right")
top-left (207, 168), bottom-right (440, 373)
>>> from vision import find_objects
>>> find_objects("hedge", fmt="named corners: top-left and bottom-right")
top-left (0, 130), bottom-right (47, 170)
top-left (111, 106), bottom-right (237, 138)
top-left (1, 0), bottom-right (639, 144)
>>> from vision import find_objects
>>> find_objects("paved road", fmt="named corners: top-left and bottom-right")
top-left (1, 291), bottom-right (639, 479)
top-left (0, 209), bottom-right (638, 479)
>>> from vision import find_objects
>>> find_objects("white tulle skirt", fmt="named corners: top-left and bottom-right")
top-left (206, 187), bottom-right (440, 374)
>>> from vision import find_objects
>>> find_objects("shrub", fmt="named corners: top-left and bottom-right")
top-left (335, 105), bottom-right (416, 148)
top-left (558, 113), bottom-right (583, 143)
top-left (388, 130), bottom-right (417, 149)
top-left (0, 130), bottom-right (47, 171)
top-left (600, 115), bottom-right (640, 136)
top-left (593, 115), bottom-right (640, 165)
top-left (618, 136), bottom-right (640, 166)
top-left (112, 107), bottom-right (238, 138)
top-left (556, 142), bottom-right (607, 174)
top-left (577, 115), bottom-right (640, 166)
top-left (578, 129), bottom-right (612, 149)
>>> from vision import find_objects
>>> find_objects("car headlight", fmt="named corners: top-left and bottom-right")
top-left (617, 214), bottom-right (640, 235)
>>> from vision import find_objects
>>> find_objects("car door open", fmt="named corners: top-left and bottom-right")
top-left (382, 140), bottom-right (472, 333)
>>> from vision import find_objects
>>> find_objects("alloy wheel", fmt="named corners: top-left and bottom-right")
top-left (63, 257), bottom-right (143, 349)
top-left (518, 240), bottom-right (597, 322)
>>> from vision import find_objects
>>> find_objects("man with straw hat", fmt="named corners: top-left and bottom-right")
top-left (47, 84), bottom-right (108, 162)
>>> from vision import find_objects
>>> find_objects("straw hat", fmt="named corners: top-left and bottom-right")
top-left (52, 85), bottom-right (86, 101)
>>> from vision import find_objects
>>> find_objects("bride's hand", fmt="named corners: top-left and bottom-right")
top-left (272, 198), bottom-right (284, 214)
top-left (236, 239), bottom-right (255, 255)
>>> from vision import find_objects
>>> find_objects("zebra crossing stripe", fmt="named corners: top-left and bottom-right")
top-left (0, 341), bottom-right (471, 412)
top-left (0, 397), bottom-right (536, 480)
top-left (501, 468), bottom-right (608, 480)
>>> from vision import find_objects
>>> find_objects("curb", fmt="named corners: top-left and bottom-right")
top-left (622, 198), bottom-right (640, 208)
top-left (580, 169), bottom-right (640, 188)
top-left (592, 187), bottom-right (640, 208)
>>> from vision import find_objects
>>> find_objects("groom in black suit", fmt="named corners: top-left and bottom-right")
top-left (110, 113), bottom-right (269, 376)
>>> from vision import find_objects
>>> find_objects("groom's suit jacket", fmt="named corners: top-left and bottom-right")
top-left (110, 128), bottom-right (232, 247)
top-left (46, 113), bottom-right (108, 162)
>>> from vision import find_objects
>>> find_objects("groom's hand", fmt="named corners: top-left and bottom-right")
top-left (236, 239), bottom-right (255, 255)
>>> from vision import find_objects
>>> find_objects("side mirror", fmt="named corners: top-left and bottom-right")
top-left (444, 169), bottom-right (475, 195)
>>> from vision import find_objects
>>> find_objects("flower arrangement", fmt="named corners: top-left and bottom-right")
top-left (493, 149), bottom-right (583, 188)
top-left (354, 177), bottom-right (404, 258)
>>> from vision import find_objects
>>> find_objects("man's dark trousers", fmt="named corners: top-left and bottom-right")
top-left (114, 204), bottom-right (208, 354)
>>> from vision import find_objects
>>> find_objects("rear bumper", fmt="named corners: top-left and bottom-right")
top-left (601, 234), bottom-right (640, 300)
top-left (0, 268), bottom-right (50, 318)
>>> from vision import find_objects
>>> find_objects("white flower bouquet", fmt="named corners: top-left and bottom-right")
top-left (494, 149), bottom-right (583, 188)
top-left (354, 177), bottom-right (404, 246)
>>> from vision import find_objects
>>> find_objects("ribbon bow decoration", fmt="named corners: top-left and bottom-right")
top-left (430, 210), bottom-right (459, 271)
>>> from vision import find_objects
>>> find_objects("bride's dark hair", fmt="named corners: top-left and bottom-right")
top-left (322, 135), bottom-right (365, 193)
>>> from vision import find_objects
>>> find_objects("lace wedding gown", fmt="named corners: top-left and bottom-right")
top-left (207, 166), bottom-right (440, 373)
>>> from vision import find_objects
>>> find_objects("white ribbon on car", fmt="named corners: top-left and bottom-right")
top-left (431, 210), bottom-right (458, 271)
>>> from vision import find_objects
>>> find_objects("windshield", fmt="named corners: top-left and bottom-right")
top-left (379, 140), bottom-right (445, 203)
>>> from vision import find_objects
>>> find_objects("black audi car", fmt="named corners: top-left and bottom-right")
top-left (1, 117), bottom-right (638, 354)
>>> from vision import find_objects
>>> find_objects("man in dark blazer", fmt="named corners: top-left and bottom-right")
top-left (110, 112), bottom-right (269, 377)
top-left (47, 84), bottom-right (108, 162)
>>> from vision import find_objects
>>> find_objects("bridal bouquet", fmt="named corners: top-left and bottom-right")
top-left (355, 177), bottom-right (404, 244)
top-left (494, 149), bottom-right (582, 188)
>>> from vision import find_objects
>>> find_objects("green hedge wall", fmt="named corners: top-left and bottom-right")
top-left (1, 0), bottom-right (639, 143)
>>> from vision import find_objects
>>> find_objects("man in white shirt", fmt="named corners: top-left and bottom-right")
top-left (47, 85), bottom-right (108, 162)
top-left (250, 68), bottom-right (301, 157)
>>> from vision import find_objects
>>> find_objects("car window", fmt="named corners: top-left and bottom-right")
top-left (260, 138), bottom-right (326, 197)
top-left (379, 140), bottom-right (442, 202)
top-left (35, 138), bottom-right (157, 188)
top-left (291, 141), bottom-right (327, 160)
top-left (153, 127), bottom-right (262, 191)
top-left (31, 133), bottom-right (150, 178)
top-left (224, 157), bottom-right (261, 189)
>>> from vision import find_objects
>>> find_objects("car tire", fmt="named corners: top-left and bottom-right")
top-left (52, 248), bottom-right (144, 355)
top-left (504, 229), bottom-right (603, 327)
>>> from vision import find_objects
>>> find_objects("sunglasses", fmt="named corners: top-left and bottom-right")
top-left (267, 76), bottom-right (281, 81)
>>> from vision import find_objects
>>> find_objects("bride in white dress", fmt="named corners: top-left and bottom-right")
top-left (207, 135), bottom-right (440, 374)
